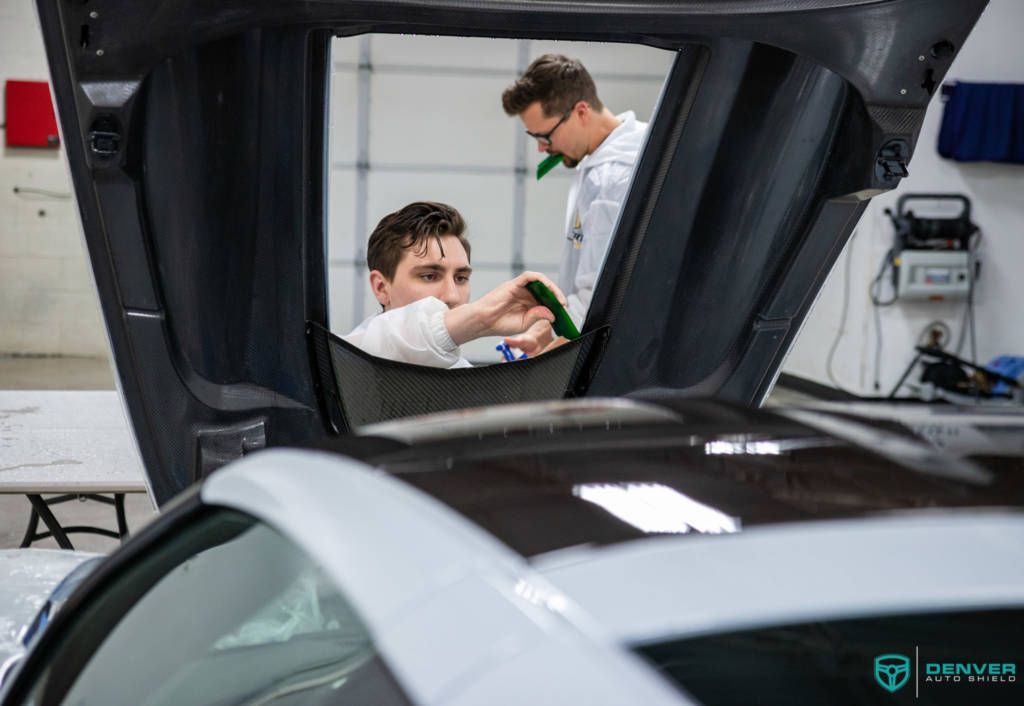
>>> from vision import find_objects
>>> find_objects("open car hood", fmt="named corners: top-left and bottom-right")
top-left (36, 0), bottom-right (986, 504)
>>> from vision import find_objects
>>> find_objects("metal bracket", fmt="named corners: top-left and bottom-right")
top-left (88, 114), bottom-right (121, 157)
top-left (193, 418), bottom-right (267, 482)
top-left (88, 130), bottom-right (120, 155)
top-left (875, 139), bottom-right (911, 184)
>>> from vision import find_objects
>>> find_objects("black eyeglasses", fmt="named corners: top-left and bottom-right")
top-left (525, 104), bottom-right (576, 146)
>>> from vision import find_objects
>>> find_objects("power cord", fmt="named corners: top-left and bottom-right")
top-left (825, 229), bottom-right (859, 395)
top-left (869, 247), bottom-right (898, 391)
top-left (12, 186), bottom-right (71, 200)
top-left (954, 229), bottom-right (982, 366)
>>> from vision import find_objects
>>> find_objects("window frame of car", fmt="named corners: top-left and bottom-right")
top-left (0, 489), bottom-right (201, 704)
top-left (632, 607), bottom-right (1024, 705)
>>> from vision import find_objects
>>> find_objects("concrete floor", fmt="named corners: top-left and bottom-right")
top-left (0, 355), bottom-right (115, 390)
top-left (0, 355), bottom-right (156, 553)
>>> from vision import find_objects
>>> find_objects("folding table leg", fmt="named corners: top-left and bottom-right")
top-left (25, 494), bottom-right (74, 550)
top-left (115, 493), bottom-right (129, 540)
top-left (19, 506), bottom-right (41, 548)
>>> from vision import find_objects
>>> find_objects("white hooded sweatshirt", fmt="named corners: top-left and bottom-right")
top-left (342, 296), bottom-right (472, 368)
top-left (559, 111), bottom-right (648, 327)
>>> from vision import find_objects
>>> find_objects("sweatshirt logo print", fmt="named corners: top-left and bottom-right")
top-left (569, 211), bottom-right (584, 249)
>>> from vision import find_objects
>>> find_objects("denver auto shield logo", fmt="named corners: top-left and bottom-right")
top-left (875, 654), bottom-right (911, 693)
top-left (873, 649), bottom-right (1018, 699)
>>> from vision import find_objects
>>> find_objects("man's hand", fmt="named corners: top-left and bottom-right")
top-left (504, 319), bottom-right (554, 357)
top-left (541, 335), bottom-right (571, 354)
top-left (444, 272), bottom-right (566, 346)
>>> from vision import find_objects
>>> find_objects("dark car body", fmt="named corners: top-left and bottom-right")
top-left (35, 0), bottom-right (988, 503)
top-left (335, 396), bottom-right (1023, 557)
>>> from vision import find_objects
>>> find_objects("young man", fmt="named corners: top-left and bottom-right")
top-left (343, 201), bottom-right (565, 368)
top-left (502, 54), bottom-right (648, 354)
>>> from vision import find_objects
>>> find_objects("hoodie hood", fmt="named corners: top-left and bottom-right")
top-left (578, 111), bottom-right (647, 172)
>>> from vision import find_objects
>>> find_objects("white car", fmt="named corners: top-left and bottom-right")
top-left (21, 0), bottom-right (1014, 702)
top-left (3, 398), bottom-right (1022, 705)
top-left (0, 550), bottom-right (99, 685)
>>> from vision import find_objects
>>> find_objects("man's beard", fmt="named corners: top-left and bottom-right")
top-left (560, 155), bottom-right (579, 168)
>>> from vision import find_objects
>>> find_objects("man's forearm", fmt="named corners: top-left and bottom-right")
top-left (342, 297), bottom-right (463, 368)
top-left (444, 303), bottom-right (489, 345)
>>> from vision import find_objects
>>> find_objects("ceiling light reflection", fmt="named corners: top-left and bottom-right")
top-left (573, 483), bottom-right (741, 535)
top-left (514, 579), bottom-right (568, 613)
top-left (705, 439), bottom-right (782, 456)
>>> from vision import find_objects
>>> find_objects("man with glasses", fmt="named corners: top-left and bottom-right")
top-left (502, 53), bottom-right (648, 355)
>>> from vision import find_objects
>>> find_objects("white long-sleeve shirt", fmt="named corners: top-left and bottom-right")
top-left (342, 297), bottom-right (472, 368)
top-left (559, 111), bottom-right (648, 327)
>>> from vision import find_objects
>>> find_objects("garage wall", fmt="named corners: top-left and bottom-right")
top-left (7, 3), bottom-right (1016, 380)
top-left (783, 0), bottom-right (1024, 397)
top-left (0, 1), bottom-right (107, 357)
top-left (326, 35), bottom-right (673, 362)
top-left (0, 13), bottom-right (672, 361)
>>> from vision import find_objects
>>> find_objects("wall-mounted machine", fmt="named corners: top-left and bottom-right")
top-left (884, 193), bottom-right (980, 302)
top-left (895, 250), bottom-right (971, 300)
top-left (869, 193), bottom-right (987, 396)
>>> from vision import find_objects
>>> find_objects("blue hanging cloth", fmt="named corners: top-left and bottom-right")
top-left (937, 82), bottom-right (1024, 163)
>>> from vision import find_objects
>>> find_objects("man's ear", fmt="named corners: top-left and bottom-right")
top-left (369, 270), bottom-right (391, 310)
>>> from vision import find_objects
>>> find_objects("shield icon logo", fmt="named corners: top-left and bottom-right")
top-left (874, 654), bottom-right (911, 693)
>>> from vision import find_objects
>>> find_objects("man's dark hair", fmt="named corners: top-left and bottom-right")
top-left (367, 201), bottom-right (470, 279)
top-left (502, 54), bottom-right (603, 117)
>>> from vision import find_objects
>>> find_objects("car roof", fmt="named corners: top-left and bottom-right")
top-left (531, 512), bottom-right (1024, 646)
top-left (200, 449), bottom-right (695, 706)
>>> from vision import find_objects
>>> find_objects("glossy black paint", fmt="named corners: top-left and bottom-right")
top-left (346, 401), bottom-right (1024, 558)
top-left (35, 0), bottom-right (987, 503)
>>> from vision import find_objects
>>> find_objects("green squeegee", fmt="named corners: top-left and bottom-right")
top-left (536, 153), bottom-right (564, 180)
top-left (526, 280), bottom-right (580, 340)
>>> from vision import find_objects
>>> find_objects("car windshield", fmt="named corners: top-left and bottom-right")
top-left (633, 608), bottom-right (1024, 706)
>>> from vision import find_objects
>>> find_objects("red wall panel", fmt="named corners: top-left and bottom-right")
top-left (4, 80), bottom-right (60, 148)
